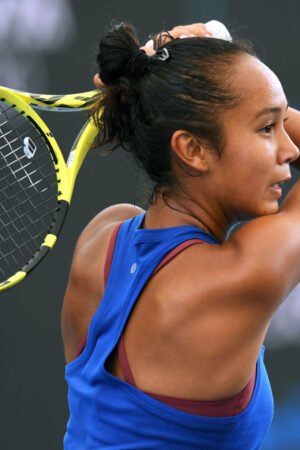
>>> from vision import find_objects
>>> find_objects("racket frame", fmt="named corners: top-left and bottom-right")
top-left (0, 86), bottom-right (100, 291)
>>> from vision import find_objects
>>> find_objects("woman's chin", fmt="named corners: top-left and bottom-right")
top-left (258, 201), bottom-right (280, 217)
top-left (236, 201), bottom-right (279, 220)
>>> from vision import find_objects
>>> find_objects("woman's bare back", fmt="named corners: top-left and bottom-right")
top-left (61, 203), bottom-right (291, 401)
top-left (105, 237), bottom-right (269, 400)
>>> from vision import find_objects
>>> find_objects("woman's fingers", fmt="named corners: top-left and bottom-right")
top-left (93, 73), bottom-right (104, 88)
top-left (169, 23), bottom-right (213, 38)
top-left (149, 23), bottom-right (213, 49)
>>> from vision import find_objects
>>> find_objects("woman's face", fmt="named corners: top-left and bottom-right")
top-left (210, 54), bottom-right (299, 221)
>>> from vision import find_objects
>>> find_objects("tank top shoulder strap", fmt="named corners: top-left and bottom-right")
top-left (105, 224), bottom-right (206, 287)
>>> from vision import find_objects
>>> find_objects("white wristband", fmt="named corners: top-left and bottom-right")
top-left (144, 39), bottom-right (154, 48)
top-left (205, 20), bottom-right (232, 42)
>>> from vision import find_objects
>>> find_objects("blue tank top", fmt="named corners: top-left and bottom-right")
top-left (64, 213), bottom-right (274, 449)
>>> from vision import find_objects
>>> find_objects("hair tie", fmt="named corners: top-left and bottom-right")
top-left (156, 48), bottom-right (170, 62)
top-left (127, 49), bottom-right (150, 78)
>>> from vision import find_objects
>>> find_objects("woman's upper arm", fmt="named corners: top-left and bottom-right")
top-left (225, 209), bottom-right (300, 317)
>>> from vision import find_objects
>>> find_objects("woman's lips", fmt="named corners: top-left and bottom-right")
top-left (269, 176), bottom-right (291, 197)
top-left (269, 183), bottom-right (282, 197)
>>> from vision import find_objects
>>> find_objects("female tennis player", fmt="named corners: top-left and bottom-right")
top-left (62, 21), bottom-right (300, 449)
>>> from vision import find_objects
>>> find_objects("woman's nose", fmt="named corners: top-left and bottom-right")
top-left (279, 131), bottom-right (300, 164)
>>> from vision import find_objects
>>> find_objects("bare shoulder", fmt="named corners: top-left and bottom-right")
top-left (224, 210), bottom-right (300, 315)
top-left (61, 203), bottom-right (144, 363)
top-left (67, 203), bottom-right (144, 291)
top-left (76, 203), bottom-right (145, 247)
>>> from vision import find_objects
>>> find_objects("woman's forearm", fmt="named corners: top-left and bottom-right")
top-left (286, 107), bottom-right (300, 170)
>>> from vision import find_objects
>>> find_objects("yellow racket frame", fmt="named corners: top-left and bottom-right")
top-left (12, 88), bottom-right (100, 111)
top-left (0, 86), bottom-right (101, 291)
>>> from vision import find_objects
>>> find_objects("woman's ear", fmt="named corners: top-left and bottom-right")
top-left (170, 130), bottom-right (209, 172)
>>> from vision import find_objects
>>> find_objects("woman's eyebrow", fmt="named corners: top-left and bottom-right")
top-left (253, 103), bottom-right (289, 120)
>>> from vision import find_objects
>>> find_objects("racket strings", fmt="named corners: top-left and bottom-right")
top-left (0, 187), bottom-right (59, 252)
top-left (1, 162), bottom-right (58, 206)
top-left (0, 208), bottom-right (58, 260)
top-left (0, 152), bottom-right (61, 203)
top-left (0, 181), bottom-right (58, 239)
top-left (0, 135), bottom-right (56, 234)
top-left (0, 117), bottom-right (62, 196)
top-left (0, 100), bottom-right (59, 281)
top-left (0, 131), bottom-right (52, 176)
top-left (1, 178), bottom-right (57, 217)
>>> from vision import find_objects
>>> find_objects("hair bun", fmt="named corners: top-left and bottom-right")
top-left (127, 49), bottom-right (150, 78)
top-left (97, 23), bottom-right (148, 85)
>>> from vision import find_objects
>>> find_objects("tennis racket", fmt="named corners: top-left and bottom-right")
top-left (0, 86), bottom-right (101, 292)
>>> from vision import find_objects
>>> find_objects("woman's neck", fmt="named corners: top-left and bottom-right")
top-left (144, 192), bottom-right (231, 243)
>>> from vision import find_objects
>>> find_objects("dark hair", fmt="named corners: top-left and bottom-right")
top-left (92, 23), bottom-right (257, 205)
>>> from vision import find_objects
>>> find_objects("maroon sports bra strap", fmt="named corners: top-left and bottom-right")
top-left (104, 221), bottom-right (124, 287)
top-left (151, 239), bottom-right (206, 277)
top-left (118, 333), bottom-right (137, 386)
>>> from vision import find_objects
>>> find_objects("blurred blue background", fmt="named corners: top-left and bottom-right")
top-left (0, 0), bottom-right (300, 448)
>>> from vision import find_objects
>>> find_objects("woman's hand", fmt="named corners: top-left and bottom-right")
top-left (94, 22), bottom-right (213, 88)
top-left (163, 22), bottom-right (213, 39)
top-left (94, 73), bottom-right (104, 88)
top-left (284, 107), bottom-right (300, 170)
top-left (140, 22), bottom-right (212, 56)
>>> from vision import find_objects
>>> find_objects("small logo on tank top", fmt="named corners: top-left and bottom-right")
top-left (130, 263), bottom-right (137, 274)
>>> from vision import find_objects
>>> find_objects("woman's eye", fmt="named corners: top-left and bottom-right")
top-left (261, 118), bottom-right (288, 134)
top-left (261, 123), bottom-right (274, 134)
